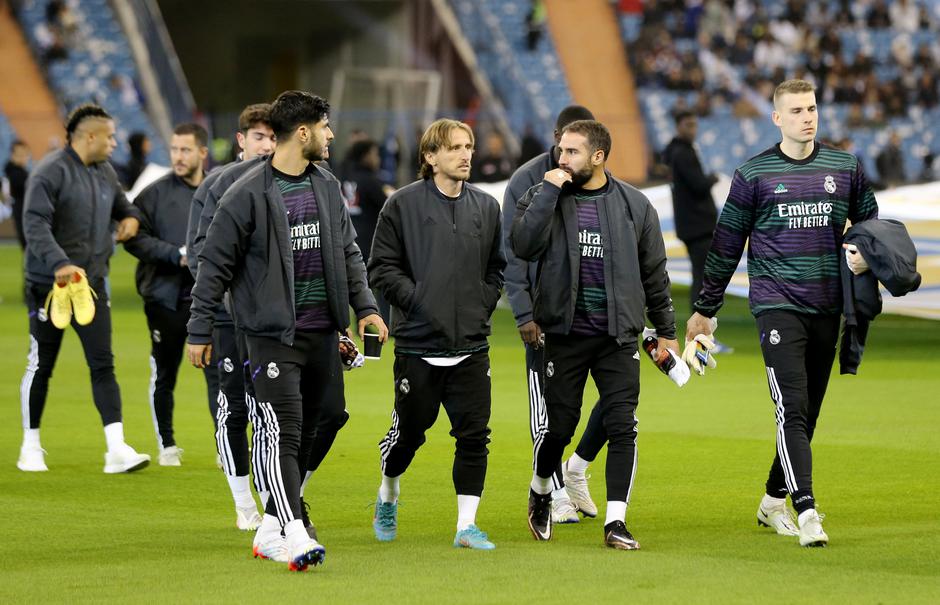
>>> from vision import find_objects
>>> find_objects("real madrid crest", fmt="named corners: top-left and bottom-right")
top-left (824, 175), bottom-right (836, 194)
top-left (769, 329), bottom-right (781, 345)
top-left (266, 362), bottom-right (280, 379)
top-left (546, 361), bottom-right (554, 378)
top-left (399, 378), bottom-right (410, 394)
top-left (223, 358), bottom-right (234, 373)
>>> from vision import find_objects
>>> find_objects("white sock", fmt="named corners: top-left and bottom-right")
top-left (255, 513), bottom-right (281, 541)
top-left (226, 474), bottom-right (256, 510)
top-left (530, 474), bottom-right (552, 495)
top-left (103, 422), bottom-right (125, 453)
top-left (259, 490), bottom-right (270, 509)
top-left (456, 495), bottom-right (480, 531)
top-left (551, 488), bottom-right (570, 502)
top-left (379, 474), bottom-right (400, 503)
top-left (566, 453), bottom-right (590, 475)
top-left (761, 494), bottom-right (787, 510)
top-left (798, 508), bottom-right (818, 527)
top-left (605, 500), bottom-right (627, 526)
top-left (300, 470), bottom-right (313, 497)
top-left (23, 428), bottom-right (41, 448)
top-left (283, 519), bottom-right (308, 549)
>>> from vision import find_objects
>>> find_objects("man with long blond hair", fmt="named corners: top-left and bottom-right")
top-left (368, 118), bottom-right (506, 550)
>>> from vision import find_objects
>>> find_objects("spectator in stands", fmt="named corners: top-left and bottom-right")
top-left (876, 132), bottom-right (907, 189)
top-left (890, 0), bottom-right (919, 33)
top-left (917, 73), bottom-right (939, 108)
top-left (118, 132), bottom-right (150, 190)
top-left (337, 128), bottom-right (369, 181)
top-left (662, 110), bottom-right (719, 316)
top-left (867, 0), bottom-right (891, 28)
top-left (4, 140), bottom-right (30, 249)
top-left (471, 131), bottom-right (515, 183)
top-left (526, 0), bottom-right (547, 51)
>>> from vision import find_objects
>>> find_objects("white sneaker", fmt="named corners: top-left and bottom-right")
top-left (288, 538), bottom-right (326, 572)
top-left (757, 501), bottom-right (799, 536)
top-left (551, 498), bottom-right (580, 524)
top-left (253, 534), bottom-right (289, 562)
top-left (104, 445), bottom-right (151, 474)
top-left (798, 509), bottom-right (829, 547)
top-left (563, 463), bottom-right (597, 518)
top-left (17, 444), bottom-right (49, 472)
top-left (236, 506), bottom-right (263, 531)
top-left (159, 446), bottom-right (183, 467)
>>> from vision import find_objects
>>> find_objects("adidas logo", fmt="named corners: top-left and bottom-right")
top-left (424, 216), bottom-right (436, 226)
top-left (774, 184), bottom-right (788, 194)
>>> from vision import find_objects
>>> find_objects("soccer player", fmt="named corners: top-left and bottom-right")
top-left (502, 104), bottom-right (607, 522)
top-left (18, 104), bottom-right (150, 474)
top-left (511, 120), bottom-right (677, 550)
top-left (186, 103), bottom-right (275, 531)
top-left (368, 119), bottom-right (505, 550)
top-left (125, 123), bottom-right (214, 467)
top-left (187, 90), bottom-right (386, 571)
top-left (685, 79), bottom-right (879, 547)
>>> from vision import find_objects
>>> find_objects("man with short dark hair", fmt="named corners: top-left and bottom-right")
top-left (502, 104), bottom-right (607, 523)
top-left (662, 110), bottom-right (719, 313)
top-left (686, 79), bottom-right (879, 547)
top-left (125, 122), bottom-right (213, 467)
top-left (18, 103), bottom-right (149, 474)
top-left (186, 103), bottom-right (275, 531)
top-left (187, 91), bottom-right (386, 571)
top-left (512, 119), bottom-right (677, 550)
top-left (369, 118), bottom-right (505, 550)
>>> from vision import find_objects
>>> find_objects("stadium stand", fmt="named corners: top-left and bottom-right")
top-left (449, 0), bottom-right (573, 148)
top-left (622, 0), bottom-right (940, 184)
top-left (13, 0), bottom-right (168, 165)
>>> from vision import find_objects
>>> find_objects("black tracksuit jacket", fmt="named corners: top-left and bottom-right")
top-left (124, 172), bottom-right (196, 311)
top-left (367, 179), bottom-right (506, 353)
top-left (23, 146), bottom-right (140, 285)
top-left (510, 178), bottom-right (676, 343)
top-left (187, 157), bottom-right (377, 346)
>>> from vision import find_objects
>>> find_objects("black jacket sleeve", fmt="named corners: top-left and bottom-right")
top-left (367, 199), bottom-right (416, 310)
top-left (187, 189), bottom-right (254, 344)
top-left (23, 174), bottom-right (71, 271)
top-left (124, 186), bottom-right (182, 266)
top-left (510, 181), bottom-right (561, 261)
top-left (635, 194), bottom-right (676, 339)
top-left (502, 178), bottom-right (534, 325)
top-left (483, 204), bottom-right (507, 311)
top-left (186, 178), bottom-right (211, 277)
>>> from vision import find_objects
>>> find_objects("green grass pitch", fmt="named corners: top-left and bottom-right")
top-left (1, 244), bottom-right (938, 603)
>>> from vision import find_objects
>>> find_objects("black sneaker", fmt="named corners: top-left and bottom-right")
top-left (300, 498), bottom-right (318, 540)
top-left (528, 489), bottom-right (552, 541)
top-left (604, 520), bottom-right (640, 550)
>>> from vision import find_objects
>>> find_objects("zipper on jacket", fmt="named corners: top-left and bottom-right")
top-left (452, 201), bottom-right (458, 349)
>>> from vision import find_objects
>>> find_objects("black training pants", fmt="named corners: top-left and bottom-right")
top-left (535, 334), bottom-right (640, 503)
top-left (683, 234), bottom-right (713, 311)
top-left (145, 301), bottom-right (216, 449)
top-left (213, 323), bottom-right (253, 478)
top-left (756, 311), bottom-right (839, 514)
top-left (525, 343), bottom-right (607, 489)
top-left (248, 331), bottom-right (346, 525)
top-left (21, 280), bottom-right (122, 429)
top-left (379, 351), bottom-right (492, 497)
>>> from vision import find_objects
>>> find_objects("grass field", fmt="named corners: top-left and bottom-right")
top-left (2, 243), bottom-right (939, 603)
